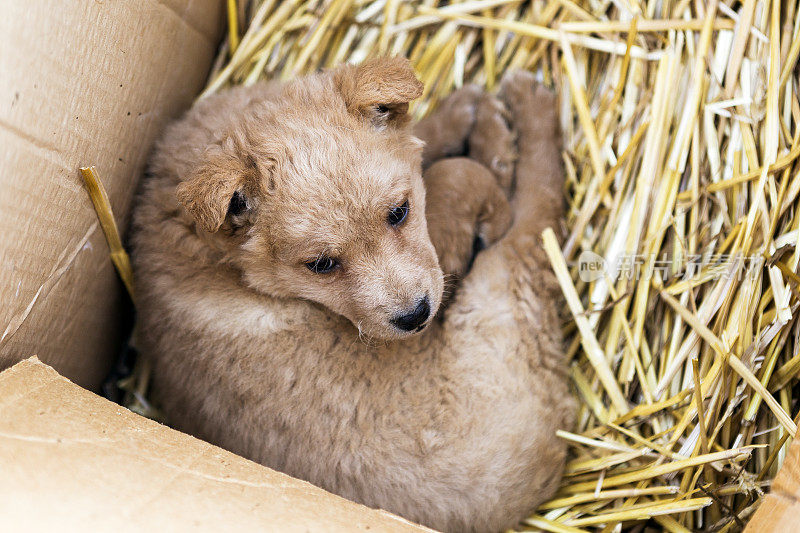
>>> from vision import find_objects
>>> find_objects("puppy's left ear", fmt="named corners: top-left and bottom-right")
top-left (175, 137), bottom-right (256, 233)
top-left (334, 56), bottom-right (423, 129)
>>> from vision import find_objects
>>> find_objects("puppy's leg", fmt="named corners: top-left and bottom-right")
top-left (436, 71), bottom-right (573, 529)
top-left (498, 71), bottom-right (564, 234)
top-left (423, 92), bottom-right (518, 303)
top-left (424, 158), bottom-right (511, 290)
top-left (413, 85), bottom-right (482, 168)
top-left (446, 70), bottom-right (566, 354)
top-left (467, 94), bottom-right (516, 194)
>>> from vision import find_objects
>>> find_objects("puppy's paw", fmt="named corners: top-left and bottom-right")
top-left (468, 94), bottom-right (516, 195)
top-left (415, 84), bottom-right (484, 167)
top-left (424, 158), bottom-right (511, 299)
top-left (498, 70), bottom-right (559, 142)
top-left (498, 71), bottom-right (564, 226)
top-left (437, 84), bottom-right (483, 125)
top-left (435, 84), bottom-right (483, 140)
top-left (474, 183), bottom-right (512, 256)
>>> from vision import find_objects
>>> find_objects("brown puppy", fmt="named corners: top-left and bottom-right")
top-left (131, 58), bottom-right (574, 532)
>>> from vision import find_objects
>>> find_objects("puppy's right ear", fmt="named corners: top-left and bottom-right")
top-left (334, 56), bottom-right (423, 129)
top-left (175, 140), bottom-right (254, 233)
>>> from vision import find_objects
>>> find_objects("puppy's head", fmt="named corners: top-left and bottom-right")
top-left (175, 57), bottom-right (443, 339)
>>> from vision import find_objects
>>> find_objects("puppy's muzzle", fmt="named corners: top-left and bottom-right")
top-left (392, 296), bottom-right (431, 332)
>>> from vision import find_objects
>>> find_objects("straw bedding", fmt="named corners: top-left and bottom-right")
top-left (102, 0), bottom-right (800, 530)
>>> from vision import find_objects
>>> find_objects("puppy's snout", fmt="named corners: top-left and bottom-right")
top-left (392, 296), bottom-right (431, 332)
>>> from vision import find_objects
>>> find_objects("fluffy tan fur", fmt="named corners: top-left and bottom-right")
top-left (131, 58), bottom-right (574, 532)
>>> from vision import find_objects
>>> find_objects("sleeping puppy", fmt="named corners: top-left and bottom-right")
top-left (131, 57), bottom-right (574, 532)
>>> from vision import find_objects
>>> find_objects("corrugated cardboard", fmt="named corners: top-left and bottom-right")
top-left (0, 0), bottom-right (224, 389)
top-left (745, 436), bottom-right (800, 532)
top-left (0, 357), bottom-right (432, 532)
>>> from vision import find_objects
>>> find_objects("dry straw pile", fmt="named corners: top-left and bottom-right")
top-left (122, 0), bottom-right (800, 530)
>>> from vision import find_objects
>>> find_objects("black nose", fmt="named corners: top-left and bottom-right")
top-left (392, 296), bottom-right (431, 332)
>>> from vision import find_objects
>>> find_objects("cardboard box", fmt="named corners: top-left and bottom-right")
top-left (0, 357), bottom-right (431, 531)
top-left (0, 0), bottom-right (224, 389)
top-left (745, 437), bottom-right (800, 532)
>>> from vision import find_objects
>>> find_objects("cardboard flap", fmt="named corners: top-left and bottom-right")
top-left (0, 0), bottom-right (224, 388)
top-left (745, 437), bottom-right (800, 532)
top-left (0, 357), bottom-right (431, 532)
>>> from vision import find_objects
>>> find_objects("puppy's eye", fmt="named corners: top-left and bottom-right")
top-left (305, 256), bottom-right (339, 274)
top-left (228, 190), bottom-right (247, 217)
top-left (376, 104), bottom-right (390, 114)
top-left (387, 200), bottom-right (409, 226)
